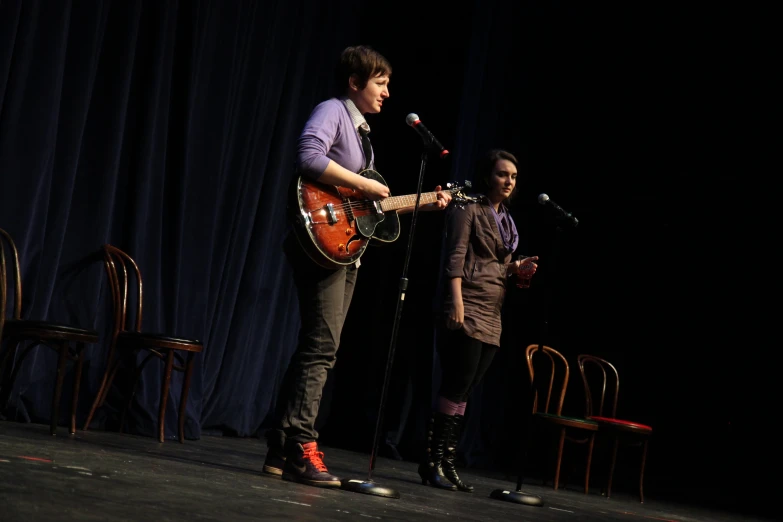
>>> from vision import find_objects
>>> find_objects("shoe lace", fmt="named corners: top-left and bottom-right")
top-left (303, 444), bottom-right (328, 472)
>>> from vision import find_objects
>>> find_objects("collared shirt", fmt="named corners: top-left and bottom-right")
top-left (342, 97), bottom-right (373, 170)
top-left (342, 97), bottom-right (371, 267)
top-left (342, 97), bottom-right (370, 135)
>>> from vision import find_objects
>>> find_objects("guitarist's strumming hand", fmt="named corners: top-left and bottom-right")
top-left (315, 160), bottom-right (390, 200)
top-left (358, 176), bottom-right (391, 200)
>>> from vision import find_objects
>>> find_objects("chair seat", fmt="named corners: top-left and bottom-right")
top-left (589, 416), bottom-right (653, 433)
top-left (534, 412), bottom-right (599, 430)
top-left (2, 319), bottom-right (99, 341)
top-left (118, 331), bottom-right (203, 352)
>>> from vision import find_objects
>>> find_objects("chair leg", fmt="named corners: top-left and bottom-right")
top-left (606, 436), bottom-right (619, 499)
top-left (553, 427), bottom-right (566, 490)
top-left (158, 350), bottom-right (175, 443)
top-left (177, 352), bottom-right (195, 444)
top-left (70, 344), bottom-right (85, 435)
top-left (83, 352), bottom-right (121, 431)
top-left (51, 342), bottom-right (69, 436)
top-left (584, 432), bottom-right (596, 494)
top-left (639, 438), bottom-right (649, 503)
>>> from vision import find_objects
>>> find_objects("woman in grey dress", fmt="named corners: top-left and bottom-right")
top-left (418, 149), bottom-right (538, 492)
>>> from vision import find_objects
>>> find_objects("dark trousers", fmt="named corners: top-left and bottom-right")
top-left (267, 234), bottom-right (358, 447)
top-left (436, 327), bottom-right (498, 403)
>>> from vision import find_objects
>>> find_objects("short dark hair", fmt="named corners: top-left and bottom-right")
top-left (476, 149), bottom-right (520, 201)
top-left (335, 45), bottom-right (392, 93)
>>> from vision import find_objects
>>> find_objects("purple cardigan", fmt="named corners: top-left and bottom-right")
top-left (296, 98), bottom-right (372, 179)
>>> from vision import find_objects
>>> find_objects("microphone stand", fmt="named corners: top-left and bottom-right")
top-left (492, 212), bottom-right (574, 507)
top-left (523, 223), bottom-right (564, 490)
top-left (340, 147), bottom-right (432, 499)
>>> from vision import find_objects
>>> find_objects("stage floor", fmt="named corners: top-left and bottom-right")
top-left (0, 421), bottom-right (771, 522)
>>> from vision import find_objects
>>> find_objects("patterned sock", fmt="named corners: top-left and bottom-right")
top-left (437, 396), bottom-right (466, 416)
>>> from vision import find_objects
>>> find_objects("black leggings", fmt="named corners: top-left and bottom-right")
top-left (437, 327), bottom-right (499, 404)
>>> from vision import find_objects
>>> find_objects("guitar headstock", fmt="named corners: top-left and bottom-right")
top-left (446, 180), bottom-right (480, 206)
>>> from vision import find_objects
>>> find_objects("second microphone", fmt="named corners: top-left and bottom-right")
top-left (406, 113), bottom-right (450, 159)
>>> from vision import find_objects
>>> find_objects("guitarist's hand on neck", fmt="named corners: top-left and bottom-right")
top-left (397, 185), bottom-right (452, 214)
top-left (433, 185), bottom-right (452, 209)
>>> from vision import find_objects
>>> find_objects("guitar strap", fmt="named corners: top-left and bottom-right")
top-left (358, 124), bottom-right (372, 170)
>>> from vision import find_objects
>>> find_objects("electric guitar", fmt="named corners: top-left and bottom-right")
top-left (289, 169), bottom-right (473, 269)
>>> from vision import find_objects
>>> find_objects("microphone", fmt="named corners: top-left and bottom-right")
top-left (538, 193), bottom-right (579, 227)
top-left (405, 113), bottom-right (449, 158)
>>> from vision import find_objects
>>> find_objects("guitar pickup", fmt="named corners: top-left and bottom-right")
top-left (372, 201), bottom-right (384, 215)
top-left (325, 203), bottom-right (338, 224)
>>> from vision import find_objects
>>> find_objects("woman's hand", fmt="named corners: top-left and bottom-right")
top-left (446, 297), bottom-right (464, 330)
top-left (512, 255), bottom-right (539, 277)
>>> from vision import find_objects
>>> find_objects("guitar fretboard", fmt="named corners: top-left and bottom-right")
top-left (379, 192), bottom-right (438, 212)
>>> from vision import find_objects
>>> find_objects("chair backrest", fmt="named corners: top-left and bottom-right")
top-left (0, 228), bottom-right (22, 324)
top-left (577, 354), bottom-right (620, 418)
top-left (525, 344), bottom-right (571, 416)
top-left (102, 244), bottom-right (144, 336)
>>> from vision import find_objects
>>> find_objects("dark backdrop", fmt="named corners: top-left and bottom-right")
top-left (0, 0), bottom-right (776, 516)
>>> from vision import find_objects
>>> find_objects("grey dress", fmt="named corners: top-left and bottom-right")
top-left (441, 197), bottom-right (515, 347)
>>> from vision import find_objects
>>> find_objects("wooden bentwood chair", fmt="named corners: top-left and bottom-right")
top-left (0, 228), bottom-right (99, 435)
top-left (577, 354), bottom-right (653, 503)
top-left (82, 245), bottom-right (203, 443)
top-left (523, 344), bottom-right (599, 494)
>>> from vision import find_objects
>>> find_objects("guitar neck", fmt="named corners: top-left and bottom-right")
top-left (379, 192), bottom-right (439, 212)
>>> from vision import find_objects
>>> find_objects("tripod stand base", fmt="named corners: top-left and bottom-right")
top-left (490, 488), bottom-right (544, 506)
top-left (340, 479), bottom-right (400, 499)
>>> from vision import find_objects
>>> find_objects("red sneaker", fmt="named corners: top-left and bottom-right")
top-left (282, 441), bottom-right (341, 487)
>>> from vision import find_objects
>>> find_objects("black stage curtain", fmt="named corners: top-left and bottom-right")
top-left (0, 0), bottom-right (366, 440)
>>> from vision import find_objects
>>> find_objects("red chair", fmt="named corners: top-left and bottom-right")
top-left (82, 245), bottom-right (203, 443)
top-left (0, 228), bottom-right (99, 435)
top-left (577, 354), bottom-right (653, 503)
top-left (524, 344), bottom-right (599, 493)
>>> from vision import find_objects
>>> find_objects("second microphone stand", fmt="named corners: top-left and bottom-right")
top-left (492, 210), bottom-right (576, 506)
top-left (340, 148), bottom-right (432, 499)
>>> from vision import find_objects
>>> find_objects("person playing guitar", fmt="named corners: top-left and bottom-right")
top-left (263, 45), bottom-right (451, 488)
